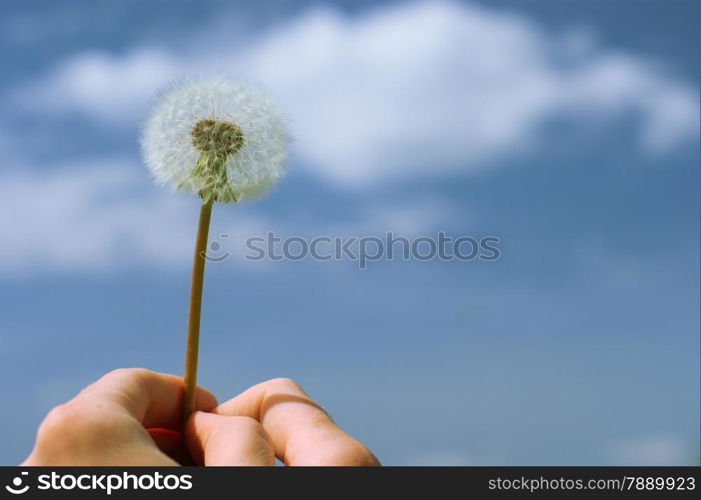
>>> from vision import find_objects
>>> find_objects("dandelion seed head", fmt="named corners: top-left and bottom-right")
top-left (141, 77), bottom-right (290, 203)
top-left (190, 119), bottom-right (245, 156)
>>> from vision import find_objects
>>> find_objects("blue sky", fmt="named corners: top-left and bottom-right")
top-left (0, 0), bottom-right (698, 465)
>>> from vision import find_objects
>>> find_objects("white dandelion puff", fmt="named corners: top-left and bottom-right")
top-left (141, 77), bottom-right (291, 203)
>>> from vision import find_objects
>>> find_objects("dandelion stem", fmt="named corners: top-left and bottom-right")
top-left (182, 198), bottom-right (213, 427)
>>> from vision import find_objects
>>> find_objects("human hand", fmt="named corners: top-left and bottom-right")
top-left (185, 377), bottom-right (380, 466)
top-left (23, 369), bottom-right (379, 466)
top-left (22, 368), bottom-right (217, 465)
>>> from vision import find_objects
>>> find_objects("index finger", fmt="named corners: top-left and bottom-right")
top-left (76, 368), bottom-right (217, 429)
top-left (215, 378), bottom-right (378, 465)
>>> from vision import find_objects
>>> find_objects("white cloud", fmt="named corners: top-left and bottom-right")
top-left (606, 435), bottom-right (690, 465)
top-left (17, 49), bottom-right (181, 123)
top-left (0, 162), bottom-right (297, 275)
top-left (10, 1), bottom-right (699, 186)
top-left (0, 162), bottom-right (194, 274)
top-left (0, 163), bottom-right (456, 274)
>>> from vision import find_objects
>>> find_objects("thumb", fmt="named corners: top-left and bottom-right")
top-left (185, 412), bottom-right (275, 466)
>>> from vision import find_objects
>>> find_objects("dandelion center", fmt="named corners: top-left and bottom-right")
top-left (191, 119), bottom-right (245, 156)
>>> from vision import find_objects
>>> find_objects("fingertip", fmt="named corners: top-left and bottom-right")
top-left (194, 386), bottom-right (218, 412)
top-left (184, 411), bottom-right (229, 466)
top-left (184, 411), bottom-right (210, 465)
top-left (184, 412), bottom-right (275, 466)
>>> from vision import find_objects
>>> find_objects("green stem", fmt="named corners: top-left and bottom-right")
top-left (182, 198), bottom-right (214, 426)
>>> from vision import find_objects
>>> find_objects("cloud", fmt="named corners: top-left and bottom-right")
top-left (10, 1), bottom-right (699, 187)
top-left (0, 161), bottom-right (276, 275)
top-left (17, 49), bottom-right (181, 123)
top-left (0, 162), bottom-right (194, 274)
top-left (606, 435), bottom-right (691, 465)
top-left (0, 163), bottom-right (457, 274)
